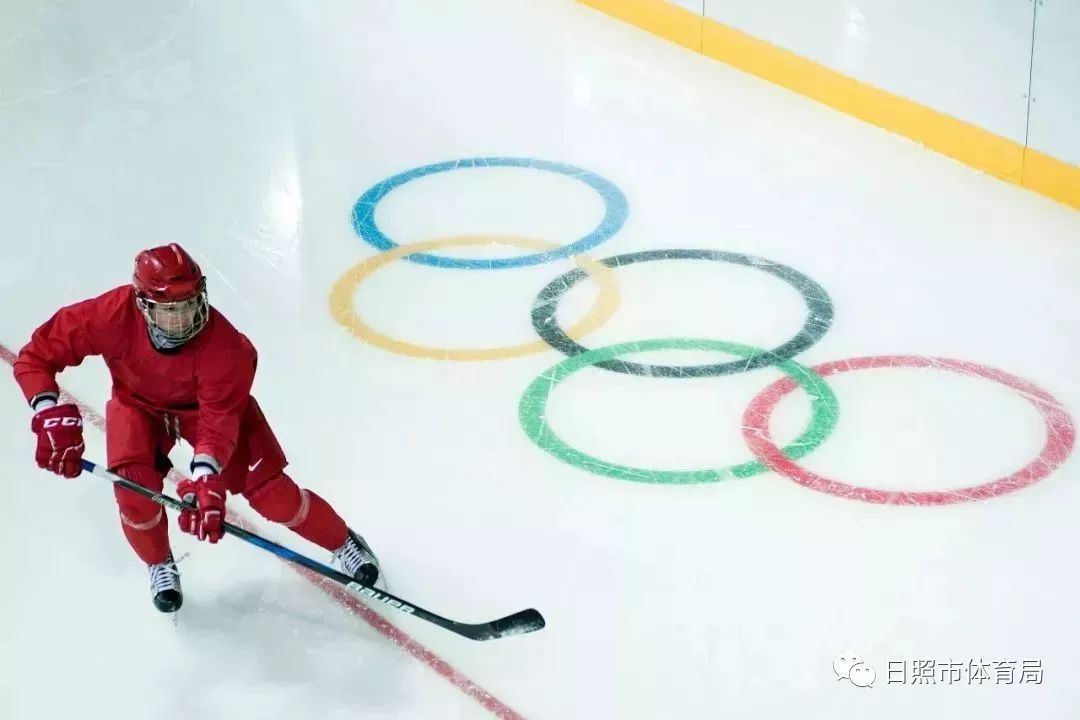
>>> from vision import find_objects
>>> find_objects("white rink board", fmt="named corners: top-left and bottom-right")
top-left (701, 0), bottom-right (1034, 142)
top-left (1028, 0), bottom-right (1080, 166)
top-left (668, 0), bottom-right (704, 13)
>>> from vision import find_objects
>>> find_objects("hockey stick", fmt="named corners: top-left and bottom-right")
top-left (81, 459), bottom-right (545, 641)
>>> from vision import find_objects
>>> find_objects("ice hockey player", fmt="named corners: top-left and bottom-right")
top-left (13, 243), bottom-right (380, 612)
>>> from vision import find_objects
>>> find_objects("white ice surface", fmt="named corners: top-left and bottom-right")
top-left (2, 1), bottom-right (1080, 719)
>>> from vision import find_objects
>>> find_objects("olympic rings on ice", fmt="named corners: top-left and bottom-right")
top-left (352, 157), bottom-right (628, 270)
top-left (337, 156), bottom-right (1076, 505)
top-left (329, 235), bottom-right (619, 361)
top-left (531, 249), bottom-right (833, 378)
top-left (518, 338), bottom-right (839, 484)
top-left (742, 355), bottom-right (1076, 505)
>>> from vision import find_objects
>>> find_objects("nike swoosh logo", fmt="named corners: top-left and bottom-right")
top-left (248, 458), bottom-right (262, 472)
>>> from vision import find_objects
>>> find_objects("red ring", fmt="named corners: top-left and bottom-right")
top-left (742, 355), bottom-right (1076, 505)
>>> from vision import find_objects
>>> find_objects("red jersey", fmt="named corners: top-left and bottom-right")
top-left (14, 285), bottom-right (257, 470)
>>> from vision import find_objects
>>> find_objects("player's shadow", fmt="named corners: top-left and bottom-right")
top-left (171, 579), bottom-right (416, 717)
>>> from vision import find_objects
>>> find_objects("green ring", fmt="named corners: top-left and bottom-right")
top-left (518, 338), bottom-right (839, 484)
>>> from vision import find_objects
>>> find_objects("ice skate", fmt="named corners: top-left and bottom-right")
top-left (333, 529), bottom-right (380, 587)
top-left (148, 552), bottom-right (183, 613)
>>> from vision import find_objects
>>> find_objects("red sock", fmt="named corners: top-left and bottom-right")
top-left (246, 472), bottom-right (348, 551)
top-left (113, 464), bottom-right (172, 565)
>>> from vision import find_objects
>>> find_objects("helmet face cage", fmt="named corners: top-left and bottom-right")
top-left (136, 279), bottom-right (209, 345)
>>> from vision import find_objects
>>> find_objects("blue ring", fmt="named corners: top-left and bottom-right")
top-left (352, 157), bottom-right (629, 270)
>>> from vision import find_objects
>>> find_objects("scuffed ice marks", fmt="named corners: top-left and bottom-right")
top-left (0, 0), bottom-right (194, 109)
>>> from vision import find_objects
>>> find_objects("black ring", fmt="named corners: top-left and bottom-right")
top-left (531, 249), bottom-right (834, 378)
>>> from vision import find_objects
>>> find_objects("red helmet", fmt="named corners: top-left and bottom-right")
top-left (132, 244), bottom-right (209, 347)
top-left (133, 243), bottom-right (204, 302)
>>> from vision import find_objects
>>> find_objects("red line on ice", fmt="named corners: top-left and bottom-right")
top-left (0, 342), bottom-right (526, 720)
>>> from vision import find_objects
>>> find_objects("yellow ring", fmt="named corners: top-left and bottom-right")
top-left (329, 235), bottom-right (621, 361)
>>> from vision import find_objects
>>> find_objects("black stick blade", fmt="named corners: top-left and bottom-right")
top-left (461, 608), bottom-right (546, 641)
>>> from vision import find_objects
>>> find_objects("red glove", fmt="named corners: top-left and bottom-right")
top-left (30, 404), bottom-right (85, 478)
top-left (176, 475), bottom-right (226, 543)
